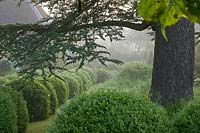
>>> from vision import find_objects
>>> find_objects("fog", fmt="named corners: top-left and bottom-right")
top-left (95, 28), bottom-right (154, 64)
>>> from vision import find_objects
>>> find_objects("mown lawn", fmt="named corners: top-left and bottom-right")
top-left (26, 115), bottom-right (55, 133)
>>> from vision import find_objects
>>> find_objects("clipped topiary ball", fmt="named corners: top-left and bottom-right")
top-left (9, 79), bottom-right (50, 122)
top-left (76, 70), bottom-right (90, 90)
top-left (49, 77), bottom-right (69, 105)
top-left (174, 98), bottom-right (200, 133)
top-left (62, 71), bottom-right (86, 93)
top-left (36, 78), bottom-right (58, 114)
top-left (69, 72), bottom-right (84, 93)
top-left (79, 69), bottom-right (94, 89)
top-left (82, 67), bottom-right (97, 84)
top-left (47, 90), bottom-right (172, 133)
top-left (60, 73), bottom-right (81, 98)
top-left (0, 85), bottom-right (29, 132)
top-left (0, 91), bottom-right (17, 133)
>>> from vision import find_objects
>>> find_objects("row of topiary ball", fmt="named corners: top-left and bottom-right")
top-left (0, 67), bottom-right (96, 133)
top-left (45, 63), bottom-right (200, 132)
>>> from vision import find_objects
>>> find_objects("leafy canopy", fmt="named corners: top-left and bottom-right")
top-left (1, 0), bottom-right (136, 77)
top-left (138, 0), bottom-right (200, 39)
top-left (0, 0), bottom-right (199, 77)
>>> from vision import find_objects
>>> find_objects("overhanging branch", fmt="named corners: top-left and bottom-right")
top-left (27, 20), bottom-right (151, 34)
top-left (68, 20), bottom-right (151, 32)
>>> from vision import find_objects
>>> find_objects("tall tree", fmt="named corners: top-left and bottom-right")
top-left (138, 0), bottom-right (199, 105)
top-left (150, 18), bottom-right (195, 105)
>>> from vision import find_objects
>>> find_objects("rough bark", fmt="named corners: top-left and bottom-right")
top-left (150, 18), bottom-right (195, 106)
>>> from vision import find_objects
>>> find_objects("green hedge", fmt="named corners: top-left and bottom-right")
top-left (59, 68), bottom-right (96, 98)
top-left (0, 85), bottom-right (29, 132)
top-left (78, 69), bottom-right (94, 89)
top-left (47, 90), bottom-right (172, 133)
top-left (76, 70), bottom-right (89, 90)
top-left (9, 79), bottom-right (50, 122)
top-left (0, 91), bottom-right (17, 133)
top-left (37, 78), bottom-right (58, 114)
top-left (118, 63), bottom-right (152, 81)
top-left (95, 68), bottom-right (112, 83)
top-left (106, 63), bottom-right (120, 71)
top-left (174, 98), bottom-right (200, 133)
top-left (82, 67), bottom-right (96, 84)
top-left (71, 73), bottom-right (84, 92)
top-left (61, 71), bottom-right (84, 92)
top-left (60, 73), bottom-right (81, 98)
top-left (4, 72), bottom-right (19, 81)
top-left (71, 68), bottom-right (97, 90)
top-left (0, 76), bottom-right (10, 85)
top-left (49, 77), bottom-right (69, 105)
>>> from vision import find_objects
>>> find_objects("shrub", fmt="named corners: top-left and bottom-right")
top-left (0, 76), bottom-right (10, 85)
top-left (70, 72), bottom-right (84, 92)
top-left (78, 69), bottom-right (94, 88)
top-left (0, 85), bottom-right (29, 132)
top-left (76, 70), bottom-right (89, 90)
top-left (71, 69), bottom-right (93, 91)
top-left (36, 78), bottom-right (58, 114)
top-left (174, 98), bottom-right (200, 133)
top-left (4, 72), bottom-right (19, 81)
top-left (118, 63), bottom-right (152, 81)
top-left (49, 77), bottom-right (69, 105)
top-left (106, 63), bottom-right (120, 71)
top-left (82, 67), bottom-right (97, 84)
top-left (69, 69), bottom-right (89, 90)
top-left (194, 87), bottom-right (200, 97)
top-left (95, 68), bottom-right (112, 83)
top-left (0, 91), bottom-right (17, 132)
top-left (9, 79), bottom-right (50, 122)
top-left (47, 90), bottom-right (172, 133)
top-left (60, 73), bottom-right (80, 98)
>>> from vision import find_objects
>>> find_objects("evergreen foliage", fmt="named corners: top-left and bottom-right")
top-left (0, 85), bottom-right (29, 132)
top-left (95, 68), bottom-right (112, 83)
top-left (118, 63), bottom-right (152, 81)
top-left (0, 91), bottom-right (17, 133)
top-left (0, 76), bottom-right (10, 85)
top-left (36, 78), bottom-right (59, 114)
top-left (49, 77), bottom-right (69, 105)
top-left (9, 79), bottom-right (50, 122)
top-left (174, 98), bottom-right (200, 132)
top-left (47, 90), bottom-right (172, 133)
top-left (60, 72), bottom-right (81, 98)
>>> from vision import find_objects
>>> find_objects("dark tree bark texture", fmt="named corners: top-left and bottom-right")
top-left (150, 18), bottom-right (195, 106)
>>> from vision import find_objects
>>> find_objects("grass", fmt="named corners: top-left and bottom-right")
top-left (26, 115), bottom-right (55, 133)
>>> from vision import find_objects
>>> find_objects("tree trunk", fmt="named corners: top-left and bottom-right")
top-left (150, 18), bottom-right (195, 106)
